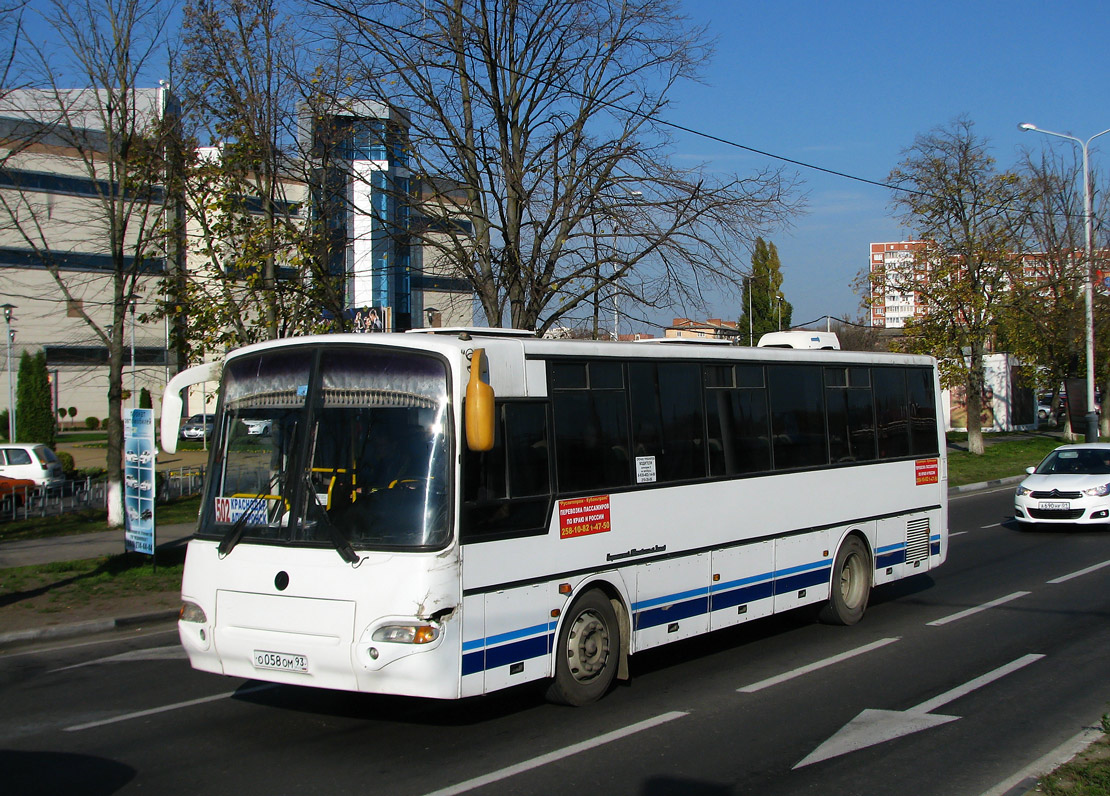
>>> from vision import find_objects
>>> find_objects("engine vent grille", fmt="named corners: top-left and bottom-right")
top-left (906, 518), bottom-right (931, 562)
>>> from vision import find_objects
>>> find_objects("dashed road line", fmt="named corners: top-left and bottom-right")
top-left (65, 684), bottom-right (275, 732)
top-left (419, 711), bottom-right (689, 796)
top-left (927, 592), bottom-right (1031, 627)
top-left (737, 637), bottom-right (901, 693)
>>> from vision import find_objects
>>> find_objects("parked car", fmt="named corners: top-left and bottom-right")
top-left (179, 414), bottom-right (216, 441)
top-left (0, 474), bottom-right (36, 512)
top-left (1014, 443), bottom-right (1110, 528)
top-left (0, 443), bottom-right (65, 486)
top-left (242, 419), bottom-right (272, 436)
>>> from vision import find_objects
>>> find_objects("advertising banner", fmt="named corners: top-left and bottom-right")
top-left (124, 408), bottom-right (156, 555)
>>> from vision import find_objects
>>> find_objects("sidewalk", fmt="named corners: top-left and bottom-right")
top-left (0, 522), bottom-right (196, 569)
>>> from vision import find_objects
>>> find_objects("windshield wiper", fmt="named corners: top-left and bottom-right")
top-left (217, 474), bottom-right (281, 558)
top-left (302, 472), bottom-right (359, 564)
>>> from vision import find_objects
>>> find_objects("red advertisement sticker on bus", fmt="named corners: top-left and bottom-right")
top-left (559, 495), bottom-right (612, 539)
top-left (915, 458), bottom-right (939, 485)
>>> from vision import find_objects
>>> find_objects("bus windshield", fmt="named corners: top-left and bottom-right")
top-left (200, 345), bottom-right (452, 555)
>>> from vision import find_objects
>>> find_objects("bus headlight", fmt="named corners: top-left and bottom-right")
top-left (180, 601), bottom-right (207, 623)
top-left (372, 624), bottom-right (440, 644)
top-left (1084, 483), bottom-right (1110, 497)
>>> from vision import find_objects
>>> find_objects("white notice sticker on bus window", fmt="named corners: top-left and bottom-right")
top-left (636, 456), bottom-right (657, 484)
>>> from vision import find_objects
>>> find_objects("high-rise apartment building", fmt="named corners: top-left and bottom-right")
top-left (869, 241), bottom-right (929, 328)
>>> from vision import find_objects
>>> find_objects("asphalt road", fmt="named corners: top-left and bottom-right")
top-left (1, 485), bottom-right (1108, 796)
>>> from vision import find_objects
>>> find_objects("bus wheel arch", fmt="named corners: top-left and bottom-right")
top-left (546, 585), bottom-right (626, 706)
top-left (819, 532), bottom-right (872, 626)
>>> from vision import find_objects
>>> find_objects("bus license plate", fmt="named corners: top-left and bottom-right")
top-left (253, 650), bottom-right (308, 673)
top-left (1038, 501), bottom-right (1070, 511)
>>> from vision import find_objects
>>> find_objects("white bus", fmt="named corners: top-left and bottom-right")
top-left (163, 329), bottom-right (947, 706)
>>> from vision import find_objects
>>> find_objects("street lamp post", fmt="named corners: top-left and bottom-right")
top-left (130, 299), bottom-right (137, 408)
top-left (2, 304), bottom-right (14, 441)
top-left (743, 277), bottom-right (753, 346)
top-left (1019, 122), bottom-right (1110, 442)
top-left (610, 189), bottom-right (642, 342)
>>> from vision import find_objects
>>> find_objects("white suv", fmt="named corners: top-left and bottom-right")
top-left (0, 443), bottom-right (65, 485)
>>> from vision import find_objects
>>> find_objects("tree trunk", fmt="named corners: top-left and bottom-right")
top-left (966, 343), bottom-right (985, 455)
top-left (106, 318), bottom-right (125, 527)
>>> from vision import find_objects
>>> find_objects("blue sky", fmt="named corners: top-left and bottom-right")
top-left (662, 0), bottom-right (1110, 330)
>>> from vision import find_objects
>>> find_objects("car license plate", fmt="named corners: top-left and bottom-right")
top-left (253, 649), bottom-right (308, 673)
top-left (1038, 501), bottom-right (1070, 511)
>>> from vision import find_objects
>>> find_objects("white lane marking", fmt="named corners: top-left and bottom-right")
top-left (795, 654), bottom-right (1045, 769)
top-left (0, 628), bottom-right (179, 659)
top-left (1047, 558), bottom-right (1110, 584)
top-left (51, 645), bottom-right (187, 672)
top-left (420, 711), bottom-right (689, 796)
top-left (980, 523), bottom-right (1001, 529)
top-left (927, 592), bottom-right (1031, 627)
top-left (65, 684), bottom-right (275, 732)
top-left (950, 531), bottom-right (969, 538)
top-left (737, 638), bottom-right (900, 693)
top-left (978, 722), bottom-right (1105, 796)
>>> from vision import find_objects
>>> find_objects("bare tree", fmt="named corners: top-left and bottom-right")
top-left (320, 0), bottom-right (801, 333)
top-left (887, 117), bottom-right (1026, 455)
top-left (0, 0), bottom-right (175, 525)
top-left (0, 2), bottom-right (28, 99)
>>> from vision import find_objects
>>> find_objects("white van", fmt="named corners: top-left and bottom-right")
top-left (756, 331), bottom-right (841, 350)
top-left (0, 443), bottom-right (65, 485)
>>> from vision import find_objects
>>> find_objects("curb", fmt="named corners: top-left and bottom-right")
top-left (948, 475), bottom-right (1024, 494)
top-left (0, 608), bottom-right (178, 648)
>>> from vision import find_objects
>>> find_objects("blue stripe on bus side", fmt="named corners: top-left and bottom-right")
top-left (461, 629), bottom-right (555, 676)
top-left (875, 541), bottom-right (906, 569)
top-left (773, 565), bottom-right (832, 595)
top-left (461, 545), bottom-right (930, 675)
top-left (634, 594), bottom-right (709, 630)
top-left (709, 579), bottom-right (775, 612)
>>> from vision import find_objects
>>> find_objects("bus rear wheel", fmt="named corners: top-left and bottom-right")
top-left (819, 535), bottom-right (871, 626)
top-left (546, 589), bottom-right (619, 706)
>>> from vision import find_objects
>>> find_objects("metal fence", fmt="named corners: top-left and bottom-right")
top-left (0, 466), bottom-right (206, 523)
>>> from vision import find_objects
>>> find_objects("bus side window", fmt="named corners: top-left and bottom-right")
top-left (705, 364), bottom-right (771, 477)
top-left (874, 368), bottom-right (911, 459)
top-left (906, 367), bottom-right (940, 455)
top-left (461, 402), bottom-right (551, 542)
top-left (628, 362), bottom-right (706, 483)
top-left (551, 361), bottom-right (631, 492)
top-left (767, 365), bottom-right (828, 470)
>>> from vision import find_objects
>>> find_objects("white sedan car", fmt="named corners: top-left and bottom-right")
top-left (1014, 443), bottom-right (1110, 527)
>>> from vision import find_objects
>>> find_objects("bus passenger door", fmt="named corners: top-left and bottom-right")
top-left (633, 554), bottom-right (710, 651)
top-left (709, 541), bottom-right (775, 631)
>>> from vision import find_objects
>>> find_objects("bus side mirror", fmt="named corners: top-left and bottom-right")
top-left (465, 348), bottom-right (495, 452)
top-left (161, 361), bottom-right (221, 454)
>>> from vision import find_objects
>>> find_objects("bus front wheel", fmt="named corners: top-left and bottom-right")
top-left (546, 589), bottom-right (619, 706)
top-left (819, 535), bottom-right (871, 626)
